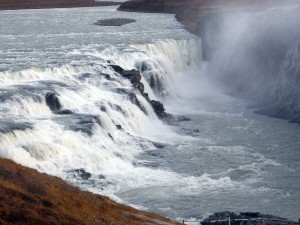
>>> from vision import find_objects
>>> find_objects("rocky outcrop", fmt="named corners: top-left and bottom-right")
top-left (94, 18), bottom-right (136, 26)
top-left (110, 65), bottom-right (176, 121)
top-left (201, 212), bottom-right (298, 225)
top-left (45, 92), bottom-right (62, 112)
top-left (0, 158), bottom-right (179, 225)
top-left (45, 92), bottom-right (74, 115)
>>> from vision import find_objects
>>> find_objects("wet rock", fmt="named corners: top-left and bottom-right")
top-left (152, 142), bottom-right (165, 149)
top-left (110, 65), bottom-right (124, 74)
top-left (98, 175), bottom-right (106, 179)
top-left (110, 65), bottom-right (175, 122)
top-left (100, 105), bottom-right (107, 112)
top-left (94, 18), bottom-right (135, 26)
top-left (128, 92), bottom-right (147, 114)
top-left (108, 133), bottom-right (113, 140)
top-left (201, 211), bottom-right (298, 225)
top-left (69, 169), bottom-right (91, 180)
top-left (150, 100), bottom-right (173, 120)
top-left (103, 73), bottom-right (111, 80)
top-left (45, 92), bottom-right (61, 111)
top-left (110, 65), bottom-right (144, 93)
top-left (55, 109), bottom-right (74, 115)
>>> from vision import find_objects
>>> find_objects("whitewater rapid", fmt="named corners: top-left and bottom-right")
top-left (0, 6), bottom-right (205, 200)
top-left (0, 5), bottom-right (300, 223)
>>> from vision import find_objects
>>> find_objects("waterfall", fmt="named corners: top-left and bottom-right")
top-left (0, 38), bottom-right (203, 196)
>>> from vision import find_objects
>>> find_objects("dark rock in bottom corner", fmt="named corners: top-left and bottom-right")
top-left (201, 212), bottom-right (298, 225)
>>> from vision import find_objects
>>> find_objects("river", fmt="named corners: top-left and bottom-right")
top-left (0, 5), bottom-right (299, 222)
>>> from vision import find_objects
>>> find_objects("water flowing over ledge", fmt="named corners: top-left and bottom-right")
top-left (0, 38), bottom-right (203, 198)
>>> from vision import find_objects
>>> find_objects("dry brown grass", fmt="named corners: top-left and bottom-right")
top-left (0, 0), bottom-right (121, 10)
top-left (0, 158), bottom-right (180, 225)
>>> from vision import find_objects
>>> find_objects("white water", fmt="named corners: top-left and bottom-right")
top-left (0, 5), bottom-right (300, 223)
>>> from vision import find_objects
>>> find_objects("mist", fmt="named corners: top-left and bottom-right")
top-left (199, 4), bottom-right (300, 122)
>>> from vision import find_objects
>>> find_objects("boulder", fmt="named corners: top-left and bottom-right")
top-left (45, 92), bottom-right (61, 111)
top-left (110, 65), bottom-right (144, 93)
top-left (150, 100), bottom-right (173, 120)
top-left (70, 169), bottom-right (91, 180)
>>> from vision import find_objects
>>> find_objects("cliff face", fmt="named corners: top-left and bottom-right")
top-left (0, 0), bottom-right (121, 10)
top-left (118, 0), bottom-right (300, 35)
top-left (0, 158), bottom-right (179, 225)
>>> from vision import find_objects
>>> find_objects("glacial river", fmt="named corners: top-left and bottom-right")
top-left (0, 5), bottom-right (299, 222)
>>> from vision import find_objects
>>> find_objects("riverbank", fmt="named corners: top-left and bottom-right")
top-left (118, 0), bottom-right (300, 35)
top-left (0, 158), bottom-right (179, 225)
top-left (0, 0), bottom-right (121, 10)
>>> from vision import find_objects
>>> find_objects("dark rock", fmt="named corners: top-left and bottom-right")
top-left (110, 65), bottom-right (144, 93)
top-left (100, 106), bottom-right (107, 112)
top-left (104, 73), bottom-right (111, 80)
top-left (193, 129), bottom-right (200, 133)
top-left (128, 93), bottom-right (147, 114)
top-left (152, 142), bottom-right (165, 149)
top-left (240, 212), bottom-right (261, 218)
top-left (94, 18), bottom-right (135, 26)
top-left (150, 100), bottom-right (165, 116)
top-left (116, 125), bottom-right (122, 130)
top-left (110, 65), bottom-right (124, 74)
top-left (55, 109), bottom-right (74, 115)
top-left (98, 175), bottom-right (106, 179)
top-left (45, 92), bottom-right (61, 111)
top-left (70, 169), bottom-right (91, 180)
top-left (201, 211), bottom-right (298, 225)
top-left (150, 100), bottom-right (173, 121)
top-left (108, 133), bottom-right (113, 140)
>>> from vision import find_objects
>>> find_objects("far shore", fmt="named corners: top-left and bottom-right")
top-left (0, 0), bottom-right (122, 10)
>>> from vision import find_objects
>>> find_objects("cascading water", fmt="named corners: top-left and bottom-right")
top-left (1, 4), bottom-right (300, 223)
top-left (0, 5), bottom-right (204, 201)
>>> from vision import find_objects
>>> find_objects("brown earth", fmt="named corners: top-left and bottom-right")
top-left (0, 158), bottom-right (180, 225)
top-left (0, 0), bottom-right (122, 10)
top-left (118, 0), bottom-right (300, 34)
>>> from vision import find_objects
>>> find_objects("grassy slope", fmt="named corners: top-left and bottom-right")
top-left (0, 0), bottom-right (121, 10)
top-left (0, 158), bottom-right (180, 225)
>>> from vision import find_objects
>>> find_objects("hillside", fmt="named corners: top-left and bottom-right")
top-left (0, 158), bottom-right (179, 225)
top-left (0, 0), bottom-right (121, 10)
